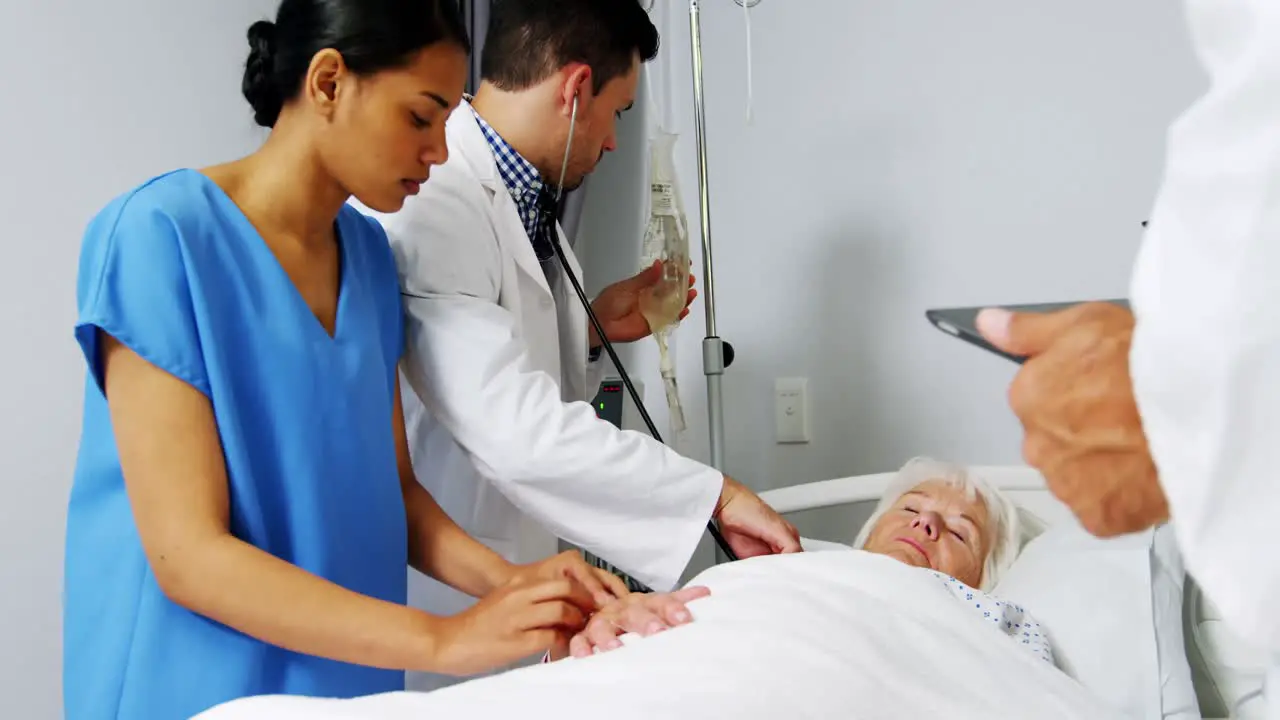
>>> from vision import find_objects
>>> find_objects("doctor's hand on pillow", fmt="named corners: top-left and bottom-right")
top-left (976, 302), bottom-right (1169, 537)
top-left (716, 477), bottom-right (804, 558)
top-left (552, 585), bottom-right (713, 660)
top-left (588, 260), bottom-right (697, 348)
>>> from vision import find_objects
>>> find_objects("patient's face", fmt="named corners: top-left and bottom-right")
top-left (862, 480), bottom-right (991, 587)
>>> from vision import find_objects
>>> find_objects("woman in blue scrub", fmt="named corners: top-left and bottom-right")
top-left (62, 1), bottom-right (637, 718)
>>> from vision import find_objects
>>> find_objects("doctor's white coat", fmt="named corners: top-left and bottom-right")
top-left (1132, 0), bottom-right (1280, 713)
top-left (355, 102), bottom-right (723, 684)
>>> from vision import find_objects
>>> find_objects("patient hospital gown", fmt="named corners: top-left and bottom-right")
top-left (927, 570), bottom-right (1055, 666)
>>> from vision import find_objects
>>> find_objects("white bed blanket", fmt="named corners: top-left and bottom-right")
top-left (196, 551), bottom-right (1123, 719)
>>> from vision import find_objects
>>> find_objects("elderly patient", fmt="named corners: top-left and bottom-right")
top-left (848, 457), bottom-right (1050, 662)
top-left (567, 457), bottom-right (1049, 663)
top-left (853, 456), bottom-right (1024, 591)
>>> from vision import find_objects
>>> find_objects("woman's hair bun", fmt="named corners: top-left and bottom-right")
top-left (242, 20), bottom-right (283, 128)
top-left (237, 0), bottom-right (471, 130)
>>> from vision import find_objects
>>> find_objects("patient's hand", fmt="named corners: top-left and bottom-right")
top-left (557, 586), bottom-right (711, 660)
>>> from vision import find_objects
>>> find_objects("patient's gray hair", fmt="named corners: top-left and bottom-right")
top-left (851, 457), bottom-right (1022, 591)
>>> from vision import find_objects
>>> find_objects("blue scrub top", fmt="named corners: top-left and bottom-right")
top-left (64, 169), bottom-right (410, 719)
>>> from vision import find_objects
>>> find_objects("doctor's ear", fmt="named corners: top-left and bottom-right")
top-left (304, 49), bottom-right (350, 118)
top-left (558, 64), bottom-right (593, 116)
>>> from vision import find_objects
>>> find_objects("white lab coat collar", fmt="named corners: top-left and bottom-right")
top-left (446, 99), bottom-right (499, 190)
top-left (445, 99), bottom-right (560, 300)
top-left (444, 99), bottom-right (591, 397)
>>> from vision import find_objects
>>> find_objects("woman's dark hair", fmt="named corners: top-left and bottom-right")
top-left (242, 0), bottom-right (471, 128)
top-left (480, 0), bottom-right (659, 95)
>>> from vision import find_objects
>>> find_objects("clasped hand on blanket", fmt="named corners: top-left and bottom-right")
top-left (552, 457), bottom-right (1050, 665)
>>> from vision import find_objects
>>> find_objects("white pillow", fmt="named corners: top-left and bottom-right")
top-left (993, 520), bottom-right (1197, 720)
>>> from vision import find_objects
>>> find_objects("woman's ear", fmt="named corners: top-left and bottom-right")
top-left (305, 48), bottom-right (348, 119)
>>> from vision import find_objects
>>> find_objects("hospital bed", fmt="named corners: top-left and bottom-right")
top-left (196, 465), bottom-right (1269, 720)
top-left (757, 466), bottom-right (1270, 720)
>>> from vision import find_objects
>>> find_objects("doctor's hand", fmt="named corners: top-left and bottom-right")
top-left (976, 302), bottom-right (1169, 537)
top-left (588, 260), bottom-right (697, 348)
top-left (553, 585), bottom-right (712, 660)
top-left (507, 549), bottom-right (630, 608)
top-left (714, 477), bottom-right (803, 558)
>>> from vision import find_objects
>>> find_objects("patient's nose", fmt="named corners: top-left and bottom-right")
top-left (911, 512), bottom-right (940, 540)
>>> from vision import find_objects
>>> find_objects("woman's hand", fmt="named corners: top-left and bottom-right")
top-left (558, 586), bottom-right (712, 660)
top-left (507, 550), bottom-right (631, 608)
top-left (429, 576), bottom-right (598, 676)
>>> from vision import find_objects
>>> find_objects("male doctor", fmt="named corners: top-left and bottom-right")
top-left (972, 0), bottom-right (1280, 714)
top-left (358, 0), bottom-right (800, 688)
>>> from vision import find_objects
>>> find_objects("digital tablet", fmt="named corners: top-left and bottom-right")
top-left (925, 299), bottom-right (1130, 364)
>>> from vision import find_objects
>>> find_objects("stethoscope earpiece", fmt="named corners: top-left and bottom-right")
top-left (555, 93), bottom-right (579, 205)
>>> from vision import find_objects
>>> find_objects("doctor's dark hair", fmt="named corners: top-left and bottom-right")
top-left (480, 0), bottom-right (660, 95)
top-left (242, 0), bottom-right (471, 128)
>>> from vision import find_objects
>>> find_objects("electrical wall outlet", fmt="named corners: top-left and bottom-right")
top-left (775, 377), bottom-right (810, 443)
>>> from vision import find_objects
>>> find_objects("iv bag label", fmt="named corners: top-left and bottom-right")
top-left (642, 218), bottom-right (664, 264)
top-left (650, 182), bottom-right (677, 217)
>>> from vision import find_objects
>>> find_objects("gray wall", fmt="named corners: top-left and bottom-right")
top-left (578, 0), bottom-right (1206, 578)
top-left (0, 1), bottom-right (279, 715)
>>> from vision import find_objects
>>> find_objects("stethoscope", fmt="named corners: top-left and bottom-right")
top-left (541, 93), bottom-right (740, 574)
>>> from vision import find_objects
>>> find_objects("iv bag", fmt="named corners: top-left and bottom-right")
top-left (639, 131), bottom-right (690, 434)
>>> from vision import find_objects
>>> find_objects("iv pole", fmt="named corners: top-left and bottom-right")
top-left (688, 0), bottom-right (726, 473)
top-left (689, 0), bottom-right (759, 560)
top-left (688, 0), bottom-right (759, 470)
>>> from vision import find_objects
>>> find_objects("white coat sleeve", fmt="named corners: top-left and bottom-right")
top-left (1129, 0), bottom-right (1280, 653)
top-left (384, 176), bottom-right (722, 592)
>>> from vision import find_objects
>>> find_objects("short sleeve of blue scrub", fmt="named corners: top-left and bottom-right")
top-left (64, 169), bottom-right (410, 720)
